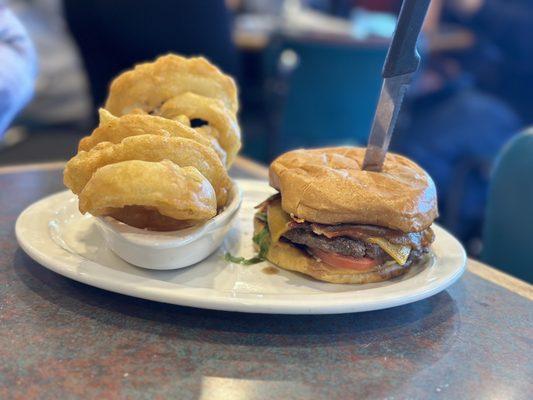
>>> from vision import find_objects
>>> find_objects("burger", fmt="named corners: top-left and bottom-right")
top-left (253, 147), bottom-right (438, 284)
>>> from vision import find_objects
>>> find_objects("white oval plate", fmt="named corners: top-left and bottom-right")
top-left (16, 179), bottom-right (466, 314)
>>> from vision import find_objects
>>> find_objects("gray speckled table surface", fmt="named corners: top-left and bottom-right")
top-left (0, 161), bottom-right (532, 400)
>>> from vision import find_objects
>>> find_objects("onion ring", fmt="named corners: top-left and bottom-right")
top-left (105, 206), bottom-right (197, 231)
top-left (159, 92), bottom-right (241, 166)
top-left (78, 109), bottom-right (226, 165)
top-left (105, 54), bottom-right (238, 116)
top-left (65, 134), bottom-right (231, 207)
top-left (78, 160), bottom-right (217, 221)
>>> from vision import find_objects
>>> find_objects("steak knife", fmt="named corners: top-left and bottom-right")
top-left (362, 0), bottom-right (432, 172)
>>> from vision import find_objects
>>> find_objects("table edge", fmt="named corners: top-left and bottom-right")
top-left (468, 260), bottom-right (532, 300)
top-left (0, 161), bottom-right (66, 174)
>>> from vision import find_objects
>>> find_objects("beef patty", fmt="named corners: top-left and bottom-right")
top-left (282, 227), bottom-right (428, 264)
top-left (282, 228), bottom-right (388, 260)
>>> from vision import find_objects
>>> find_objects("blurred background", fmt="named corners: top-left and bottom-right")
top-left (0, 0), bottom-right (531, 279)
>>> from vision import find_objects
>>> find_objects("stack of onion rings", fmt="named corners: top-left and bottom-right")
top-left (105, 54), bottom-right (241, 167)
top-left (64, 54), bottom-right (240, 231)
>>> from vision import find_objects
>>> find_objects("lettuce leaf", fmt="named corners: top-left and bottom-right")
top-left (224, 225), bottom-right (271, 265)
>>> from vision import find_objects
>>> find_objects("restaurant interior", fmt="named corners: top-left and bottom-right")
top-left (0, 1), bottom-right (531, 398)
top-left (3, 0), bottom-right (531, 279)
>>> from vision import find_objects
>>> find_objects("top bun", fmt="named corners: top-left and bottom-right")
top-left (269, 147), bottom-right (438, 232)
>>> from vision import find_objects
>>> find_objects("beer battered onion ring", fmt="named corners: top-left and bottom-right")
top-left (78, 110), bottom-right (227, 165)
top-left (159, 92), bottom-right (241, 166)
top-left (65, 134), bottom-right (231, 208)
top-left (105, 54), bottom-right (238, 116)
top-left (105, 206), bottom-right (198, 231)
top-left (78, 160), bottom-right (216, 222)
top-left (65, 54), bottom-right (242, 231)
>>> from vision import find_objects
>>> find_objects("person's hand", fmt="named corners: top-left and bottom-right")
top-left (0, 6), bottom-right (37, 137)
top-left (447, 0), bottom-right (484, 17)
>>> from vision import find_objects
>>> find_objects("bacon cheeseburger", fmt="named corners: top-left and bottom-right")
top-left (253, 147), bottom-right (438, 284)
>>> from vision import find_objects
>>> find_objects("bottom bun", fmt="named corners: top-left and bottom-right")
top-left (254, 219), bottom-right (412, 284)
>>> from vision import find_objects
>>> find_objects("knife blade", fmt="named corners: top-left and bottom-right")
top-left (362, 0), bottom-right (431, 172)
top-left (361, 73), bottom-right (412, 171)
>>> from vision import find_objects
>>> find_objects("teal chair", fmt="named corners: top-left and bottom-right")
top-left (264, 36), bottom-right (387, 157)
top-left (482, 128), bottom-right (533, 282)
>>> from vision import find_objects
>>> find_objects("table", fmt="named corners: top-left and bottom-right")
top-left (1, 160), bottom-right (531, 400)
top-left (234, 20), bottom-right (474, 53)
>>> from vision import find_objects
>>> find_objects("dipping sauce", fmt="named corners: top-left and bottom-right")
top-left (262, 266), bottom-right (279, 275)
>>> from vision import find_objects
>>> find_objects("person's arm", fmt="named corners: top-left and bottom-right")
top-left (447, 0), bottom-right (483, 17)
top-left (0, 6), bottom-right (37, 136)
top-left (423, 0), bottom-right (443, 33)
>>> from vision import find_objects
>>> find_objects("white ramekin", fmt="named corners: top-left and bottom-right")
top-left (94, 181), bottom-right (242, 270)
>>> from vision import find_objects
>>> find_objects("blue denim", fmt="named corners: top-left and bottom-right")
top-left (0, 6), bottom-right (36, 137)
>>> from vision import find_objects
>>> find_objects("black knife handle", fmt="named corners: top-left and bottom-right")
top-left (382, 0), bottom-right (431, 78)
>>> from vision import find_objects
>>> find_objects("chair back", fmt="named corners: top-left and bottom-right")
top-left (482, 128), bottom-right (533, 282)
top-left (270, 36), bottom-right (387, 155)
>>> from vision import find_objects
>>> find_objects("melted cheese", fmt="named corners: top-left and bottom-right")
top-left (267, 197), bottom-right (292, 242)
top-left (366, 237), bottom-right (411, 265)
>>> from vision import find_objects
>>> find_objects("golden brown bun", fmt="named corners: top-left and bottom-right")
top-left (269, 147), bottom-right (438, 232)
top-left (255, 219), bottom-right (410, 284)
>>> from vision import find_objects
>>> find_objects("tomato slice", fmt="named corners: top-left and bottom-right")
top-left (309, 248), bottom-right (378, 271)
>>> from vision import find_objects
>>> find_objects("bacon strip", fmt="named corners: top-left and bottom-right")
top-left (287, 221), bottom-right (434, 249)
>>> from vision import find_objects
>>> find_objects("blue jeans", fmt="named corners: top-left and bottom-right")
top-left (0, 7), bottom-right (36, 138)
